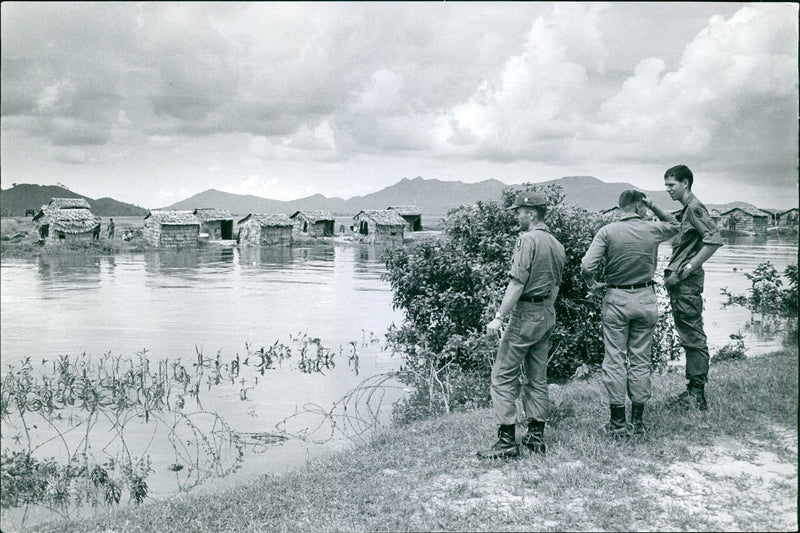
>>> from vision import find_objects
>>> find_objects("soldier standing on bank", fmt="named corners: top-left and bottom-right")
top-left (663, 165), bottom-right (723, 410)
top-left (581, 190), bottom-right (679, 437)
top-left (478, 192), bottom-right (566, 459)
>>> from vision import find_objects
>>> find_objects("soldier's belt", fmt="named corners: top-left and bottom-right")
top-left (606, 280), bottom-right (655, 290)
top-left (519, 293), bottom-right (550, 302)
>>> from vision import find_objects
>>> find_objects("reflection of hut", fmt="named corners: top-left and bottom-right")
top-left (717, 207), bottom-right (771, 235)
top-left (237, 214), bottom-right (293, 246)
top-left (33, 202), bottom-right (100, 243)
top-left (289, 210), bottom-right (335, 237)
top-left (193, 208), bottom-right (234, 240)
top-left (387, 206), bottom-right (422, 231)
top-left (353, 210), bottom-right (405, 244)
top-left (143, 211), bottom-right (201, 247)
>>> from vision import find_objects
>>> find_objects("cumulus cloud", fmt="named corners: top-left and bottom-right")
top-left (583, 5), bottom-right (797, 164)
top-left (434, 4), bottom-right (607, 161)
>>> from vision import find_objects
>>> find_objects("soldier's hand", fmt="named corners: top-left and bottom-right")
top-left (641, 194), bottom-right (653, 209)
top-left (590, 282), bottom-right (607, 294)
top-left (664, 272), bottom-right (680, 290)
top-left (487, 317), bottom-right (503, 337)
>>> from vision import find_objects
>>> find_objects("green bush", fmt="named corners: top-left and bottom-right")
top-left (384, 183), bottom-right (682, 420)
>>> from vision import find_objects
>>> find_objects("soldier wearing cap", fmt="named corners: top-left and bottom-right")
top-left (478, 192), bottom-right (566, 459)
top-left (663, 165), bottom-right (722, 410)
top-left (581, 190), bottom-right (679, 437)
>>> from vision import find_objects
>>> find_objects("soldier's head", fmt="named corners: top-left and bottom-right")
top-left (664, 165), bottom-right (693, 202)
top-left (618, 189), bottom-right (646, 217)
top-left (508, 192), bottom-right (548, 229)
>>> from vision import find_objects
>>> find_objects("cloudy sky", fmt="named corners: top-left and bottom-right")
top-left (2, 2), bottom-right (797, 208)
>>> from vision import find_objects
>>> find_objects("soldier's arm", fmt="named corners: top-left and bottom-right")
top-left (680, 205), bottom-right (723, 277)
top-left (641, 194), bottom-right (679, 236)
top-left (494, 279), bottom-right (526, 320)
top-left (580, 231), bottom-right (606, 290)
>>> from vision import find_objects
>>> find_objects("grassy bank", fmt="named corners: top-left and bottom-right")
top-left (28, 348), bottom-right (797, 533)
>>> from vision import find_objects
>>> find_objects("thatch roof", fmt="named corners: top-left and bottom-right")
top-left (33, 208), bottom-right (99, 233)
top-left (354, 210), bottom-right (406, 226)
top-left (238, 213), bottom-right (293, 227)
top-left (387, 206), bottom-right (421, 216)
top-left (601, 206), bottom-right (620, 215)
top-left (718, 206), bottom-right (770, 218)
top-left (778, 207), bottom-right (798, 216)
top-left (289, 210), bottom-right (334, 223)
top-left (145, 210), bottom-right (201, 225)
top-left (193, 208), bottom-right (233, 222)
top-left (48, 197), bottom-right (92, 210)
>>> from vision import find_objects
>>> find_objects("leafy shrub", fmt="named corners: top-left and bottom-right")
top-left (722, 262), bottom-right (798, 317)
top-left (713, 333), bottom-right (748, 363)
top-left (384, 183), bottom-right (682, 420)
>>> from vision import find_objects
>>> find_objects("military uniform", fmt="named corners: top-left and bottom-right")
top-left (665, 192), bottom-right (722, 387)
top-left (492, 221), bottom-right (566, 425)
top-left (582, 211), bottom-right (678, 409)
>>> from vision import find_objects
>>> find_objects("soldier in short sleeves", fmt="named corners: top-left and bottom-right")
top-left (478, 192), bottom-right (566, 460)
top-left (663, 165), bottom-right (723, 410)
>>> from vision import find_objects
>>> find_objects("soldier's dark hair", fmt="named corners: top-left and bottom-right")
top-left (618, 190), bottom-right (645, 208)
top-left (665, 165), bottom-right (693, 188)
top-left (532, 205), bottom-right (547, 220)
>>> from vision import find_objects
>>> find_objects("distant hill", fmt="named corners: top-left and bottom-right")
top-left (163, 176), bottom-right (757, 216)
top-left (0, 184), bottom-right (148, 217)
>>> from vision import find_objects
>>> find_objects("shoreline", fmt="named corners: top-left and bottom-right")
top-left (14, 347), bottom-right (796, 533)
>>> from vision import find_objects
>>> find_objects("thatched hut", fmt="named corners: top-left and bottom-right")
top-left (387, 206), bottom-right (422, 231)
top-left (600, 206), bottom-right (621, 219)
top-left (353, 210), bottom-right (405, 244)
top-left (193, 208), bottom-right (235, 240)
top-left (717, 207), bottom-right (771, 235)
top-left (237, 214), bottom-right (293, 246)
top-left (776, 208), bottom-right (798, 228)
top-left (143, 211), bottom-right (201, 247)
top-left (46, 197), bottom-right (92, 210)
top-left (289, 210), bottom-right (335, 236)
top-left (33, 206), bottom-right (100, 243)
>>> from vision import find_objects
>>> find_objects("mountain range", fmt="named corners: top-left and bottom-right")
top-left (162, 176), bottom-right (756, 215)
top-left (0, 184), bottom-right (148, 217)
top-left (2, 177), bottom-right (759, 217)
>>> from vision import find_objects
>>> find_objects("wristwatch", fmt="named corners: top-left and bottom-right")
top-left (683, 263), bottom-right (693, 276)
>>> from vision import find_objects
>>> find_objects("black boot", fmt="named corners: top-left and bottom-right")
top-left (477, 424), bottom-right (519, 459)
top-left (603, 404), bottom-right (629, 438)
top-left (520, 419), bottom-right (546, 454)
top-left (671, 380), bottom-right (708, 411)
top-left (631, 403), bottom-right (647, 436)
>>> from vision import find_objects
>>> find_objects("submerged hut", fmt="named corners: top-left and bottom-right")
top-left (776, 208), bottom-right (798, 228)
top-left (33, 204), bottom-right (100, 243)
top-left (237, 214), bottom-right (293, 246)
top-left (600, 206), bottom-right (621, 219)
top-left (193, 208), bottom-right (235, 240)
top-left (387, 206), bottom-right (422, 232)
top-left (353, 210), bottom-right (405, 244)
top-left (143, 211), bottom-right (201, 247)
top-left (717, 207), bottom-right (771, 235)
top-left (289, 210), bottom-right (335, 237)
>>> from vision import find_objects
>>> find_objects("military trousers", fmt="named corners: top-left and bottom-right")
top-left (491, 300), bottom-right (555, 425)
top-left (601, 286), bottom-right (659, 405)
top-left (667, 271), bottom-right (710, 384)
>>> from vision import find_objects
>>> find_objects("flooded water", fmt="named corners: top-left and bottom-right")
top-left (0, 235), bottom-right (797, 528)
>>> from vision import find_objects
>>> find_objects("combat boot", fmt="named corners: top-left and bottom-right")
top-left (477, 424), bottom-right (519, 459)
top-left (631, 402), bottom-right (648, 436)
top-left (520, 419), bottom-right (546, 454)
top-left (603, 404), bottom-right (629, 439)
top-left (670, 380), bottom-right (708, 411)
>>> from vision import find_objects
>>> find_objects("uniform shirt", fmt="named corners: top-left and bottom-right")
top-left (666, 191), bottom-right (723, 273)
top-left (581, 213), bottom-right (679, 285)
top-left (509, 222), bottom-right (566, 297)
